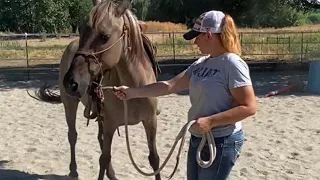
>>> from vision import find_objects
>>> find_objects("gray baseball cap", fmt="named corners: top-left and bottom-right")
top-left (183, 10), bottom-right (225, 40)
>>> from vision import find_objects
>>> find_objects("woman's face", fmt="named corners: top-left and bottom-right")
top-left (194, 32), bottom-right (219, 54)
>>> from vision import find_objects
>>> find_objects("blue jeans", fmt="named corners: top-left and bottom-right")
top-left (187, 130), bottom-right (244, 180)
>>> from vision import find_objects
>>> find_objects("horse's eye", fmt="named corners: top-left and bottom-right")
top-left (102, 34), bottom-right (110, 41)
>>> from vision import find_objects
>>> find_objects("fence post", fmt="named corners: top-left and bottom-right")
top-left (276, 36), bottom-right (279, 56)
top-left (300, 32), bottom-right (304, 64)
top-left (288, 36), bottom-right (291, 52)
top-left (25, 32), bottom-right (30, 81)
top-left (172, 32), bottom-right (176, 63)
top-left (240, 32), bottom-right (243, 48)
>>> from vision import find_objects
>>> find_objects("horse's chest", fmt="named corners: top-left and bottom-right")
top-left (103, 98), bottom-right (153, 125)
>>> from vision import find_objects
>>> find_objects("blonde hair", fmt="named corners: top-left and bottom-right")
top-left (220, 14), bottom-right (241, 56)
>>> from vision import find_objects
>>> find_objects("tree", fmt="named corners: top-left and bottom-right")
top-left (0, 0), bottom-right (36, 32)
top-left (68, 0), bottom-right (93, 33)
top-left (0, 0), bottom-right (317, 33)
top-left (301, 0), bottom-right (320, 8)
top-left (132, 0), bottom-right (150, 20)
top-left (0, 0), bottom-right (70, 33)
top-left (32, 0), bottom-right (70, 33)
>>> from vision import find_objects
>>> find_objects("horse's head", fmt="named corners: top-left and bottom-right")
top-left (63, 0), bottom-right (132, 97)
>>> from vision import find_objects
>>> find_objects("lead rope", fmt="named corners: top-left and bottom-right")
top-left (98, 86), bottom-right (216, 179)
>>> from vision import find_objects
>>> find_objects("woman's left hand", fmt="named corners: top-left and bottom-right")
top-left (191, 117), bottom-right (213, 134)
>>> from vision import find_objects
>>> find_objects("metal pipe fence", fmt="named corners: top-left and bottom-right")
top-left (0, 31), bottom-right (320, 80)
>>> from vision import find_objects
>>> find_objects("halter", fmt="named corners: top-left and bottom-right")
top-left (75, 26), bottom-right (128, 101)
top-left (75, 33), bottom-right (125, 62)
top-left (73, 25), bottom-right (128, 130)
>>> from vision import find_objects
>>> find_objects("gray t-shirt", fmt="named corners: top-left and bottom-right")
top-left (184, 53), bottom-right (252, 138)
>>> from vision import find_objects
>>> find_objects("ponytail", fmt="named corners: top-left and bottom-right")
top-left (220, 14), bottom-right (241, 56)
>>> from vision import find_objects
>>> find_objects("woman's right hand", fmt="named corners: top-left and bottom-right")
top-left (113, 86), bottom-right (134, 100)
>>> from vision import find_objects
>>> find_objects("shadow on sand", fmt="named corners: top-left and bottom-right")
top-left (0, 63), bottom-right (318, 97)
top-left (160, 69), bottom-right (314, 97)
top-left (0, 64), bottom-right (58, 91)
top-left (0, 160), bottom-right (71, 180)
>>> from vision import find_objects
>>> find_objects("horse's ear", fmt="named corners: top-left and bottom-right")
top-left (92, 0), bottom-right (101, 6)
top-left (115, 0), bottom-right (131, 16)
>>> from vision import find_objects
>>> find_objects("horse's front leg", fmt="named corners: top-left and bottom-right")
top-left (62, 95), bottom-right (79, 178)
top-left (97, 116), bottom-right (117, 180)
top-left (97, 116), bottom-right (104, 151)
top-left (143, 114), bottom-right (161, 180)
top-left (98, 120), bottom-right (117, 180)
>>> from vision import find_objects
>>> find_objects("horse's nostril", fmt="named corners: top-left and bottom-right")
top-left (63, 70), bottom-right (81, 97)
top-left (71, 82), bottom-right (78, 92)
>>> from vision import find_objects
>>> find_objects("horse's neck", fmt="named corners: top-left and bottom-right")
top-left (115, 54), bottom-right (155, 87)
top-left (115, 19), bottom-right (156, 87)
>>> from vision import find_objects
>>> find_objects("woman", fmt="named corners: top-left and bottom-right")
top-left (113, 10), bottom-right (256, 180)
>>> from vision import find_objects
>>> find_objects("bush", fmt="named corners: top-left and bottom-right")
top-left (308, 13), bottom-right (320, 24)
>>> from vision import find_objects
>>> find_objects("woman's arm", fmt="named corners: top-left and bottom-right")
top-left (207, 85), bottom-right (256, 128)
top-left (113, 70), bottom-right (190, 100)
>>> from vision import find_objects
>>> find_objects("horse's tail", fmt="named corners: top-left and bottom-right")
top-left (27, 84), bottom-right (62, 104)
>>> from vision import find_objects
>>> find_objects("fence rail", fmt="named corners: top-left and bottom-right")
top-left (1, 31), bottom-right (320, 70)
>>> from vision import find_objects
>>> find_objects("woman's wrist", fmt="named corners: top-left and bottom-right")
top-left (130, 87), bottom-right (140, 99)
top-left (207, 115), bottom-right (218, 129)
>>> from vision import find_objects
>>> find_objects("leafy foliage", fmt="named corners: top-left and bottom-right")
top-left (0, 0), bottom-right (319, 33)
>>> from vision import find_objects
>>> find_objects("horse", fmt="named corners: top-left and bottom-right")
top-left (35, 0), bottom-right (162, 179)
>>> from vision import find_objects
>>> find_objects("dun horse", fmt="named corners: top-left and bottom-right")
top-left (36, 0), bottom-right (162, 179)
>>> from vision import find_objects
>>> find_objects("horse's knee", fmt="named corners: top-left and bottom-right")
top-left (99, 153), bottom-right (114, 179)
top-left (68, 131), bottom-right (77, 144)
top-left (99, 153), bottom-right (111, 167)
top-left (148, 152), bottom-right (160, 166)
top-left (149, 153), bottom-right (161, 180)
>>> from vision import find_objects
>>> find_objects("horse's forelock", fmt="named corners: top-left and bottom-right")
top-left (89, 1), bottom-right (113, 31)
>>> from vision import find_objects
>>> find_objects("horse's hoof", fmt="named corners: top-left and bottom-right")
top-left (109, 177), bottom-right (119, 180)
top-left (65, 176), bottom-right (78, 180)
top-left (68, 171), bottom-right (79, 179)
